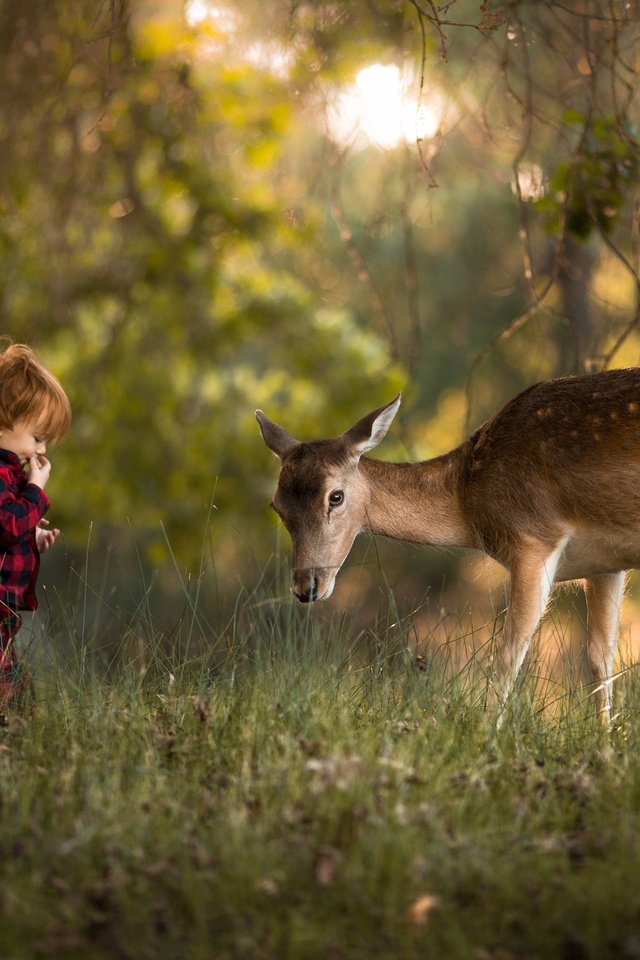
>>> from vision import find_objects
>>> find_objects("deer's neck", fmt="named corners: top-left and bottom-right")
top-left (359, 449), bottom-right (473, 548)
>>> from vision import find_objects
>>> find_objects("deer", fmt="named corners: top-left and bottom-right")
top-left (256, 368), bottom-right (640, 723)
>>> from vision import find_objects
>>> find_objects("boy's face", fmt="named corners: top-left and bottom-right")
top-left (0, 419), bottom-right (47, 463)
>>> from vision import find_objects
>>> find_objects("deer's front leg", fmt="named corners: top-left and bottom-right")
top-left (584, 571), bottom-right (625, 725)
top-left (492, 538), bottom-right (569, 711)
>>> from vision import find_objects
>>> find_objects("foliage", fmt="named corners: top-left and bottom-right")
top-left (1, 0), bottom-right (640, 590)
top-left (0, 0), bottom-right (404, 567)
top-left (538, 115), bottom-right (640, 241)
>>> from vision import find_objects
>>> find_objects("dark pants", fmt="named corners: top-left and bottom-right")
top-left (0, 609), bottom-right (23, 680)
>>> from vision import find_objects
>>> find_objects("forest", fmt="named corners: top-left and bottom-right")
top-left (4, 0), bottom-right (640, 621)
top-left (2, 5), bottom-right (640, 957)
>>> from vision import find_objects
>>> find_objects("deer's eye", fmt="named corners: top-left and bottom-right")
top-left (328, 490), bottom-right (344, 509)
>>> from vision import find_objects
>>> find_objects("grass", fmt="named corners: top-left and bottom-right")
top-left (1, 572), bottom-right (640, 959)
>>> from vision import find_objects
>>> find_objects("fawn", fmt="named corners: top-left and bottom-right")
top-left (257, 369), bottom-right (640, 721)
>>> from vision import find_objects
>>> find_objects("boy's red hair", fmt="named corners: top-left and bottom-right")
top-left (0, 343), bottom-right (71, 443)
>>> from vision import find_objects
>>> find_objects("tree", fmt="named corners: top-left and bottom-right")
top-left (2, 0), bottom-right (639, 600)
top-left (0, 0), bottom-right (403, 573)
top-left (240, 0), bottom-right (640, 417)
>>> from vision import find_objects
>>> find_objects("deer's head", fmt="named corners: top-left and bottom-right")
top-left (256, 396), bottom-right (401, 601)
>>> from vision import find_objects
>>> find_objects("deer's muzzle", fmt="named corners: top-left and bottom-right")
top-left (292, 567), bottom-right (336, 602)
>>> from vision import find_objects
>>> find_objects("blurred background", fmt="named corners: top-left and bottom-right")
top-left (2, 0), bottom-right (640, 665)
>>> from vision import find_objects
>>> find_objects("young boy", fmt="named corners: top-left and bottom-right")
top-left (0, 343), bottom-right (71, 708)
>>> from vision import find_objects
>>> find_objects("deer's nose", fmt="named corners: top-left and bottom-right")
top-left (292, 571), bottom-right (318, 603)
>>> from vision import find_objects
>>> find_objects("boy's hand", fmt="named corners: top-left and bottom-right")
top-left (36, 519), bottom-right (60, 553)
top-left (27, 455), bottom-right (51, 490)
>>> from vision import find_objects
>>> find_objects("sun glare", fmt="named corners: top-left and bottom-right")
top-left (327, 63), bottom-right (448, 150)
top-left (512, 163), bottom-right (546, 201)
top-left (185, 0), bottom-right (209, 24)
top-left (182, 10), bottom-right (449, 152)
top-left (185, 0), bottom-right (239, 32)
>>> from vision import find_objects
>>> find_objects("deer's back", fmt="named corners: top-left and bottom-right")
top-left (462, 368), bottom-right (640, 556)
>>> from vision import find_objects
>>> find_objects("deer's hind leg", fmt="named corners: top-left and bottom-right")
top-left (584, 571), bottom-right (626, 724)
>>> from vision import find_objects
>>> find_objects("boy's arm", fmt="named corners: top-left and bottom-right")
top-left (0, 468), bottom-right (49, 547)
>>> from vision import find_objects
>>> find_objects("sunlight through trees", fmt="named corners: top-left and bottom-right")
top-left (0, 0), bottom-right (639, 595)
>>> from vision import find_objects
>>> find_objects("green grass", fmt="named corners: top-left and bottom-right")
top-left (2, 584), bottom-right (640, 960)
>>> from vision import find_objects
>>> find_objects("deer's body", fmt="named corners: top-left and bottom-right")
top-left (257, 368), bottom-right (640, 721)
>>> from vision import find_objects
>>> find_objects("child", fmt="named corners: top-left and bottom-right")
top-left (0, 343), bottom-right (71, 708)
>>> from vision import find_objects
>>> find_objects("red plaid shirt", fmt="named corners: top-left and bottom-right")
top-left (0, 449), bottom-right (50, 611)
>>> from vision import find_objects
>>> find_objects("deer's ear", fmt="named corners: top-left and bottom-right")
top-left (256, 410), bottom-right (299, 460)
top-left (342, 395), bottom-right (401, 459)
